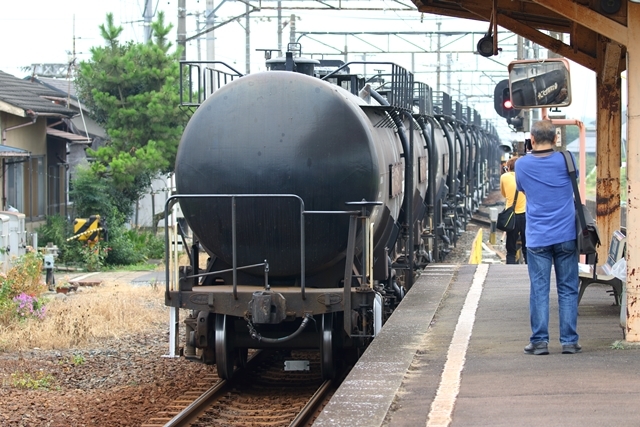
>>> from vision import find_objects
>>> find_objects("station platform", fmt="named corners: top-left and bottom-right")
top-left (313, 263), bottom-right (640, 427)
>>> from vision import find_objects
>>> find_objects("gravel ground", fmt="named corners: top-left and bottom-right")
top-left (0, 326), bottom-right (214, 427)
top-left (0, 195), bottom-right (500, 427)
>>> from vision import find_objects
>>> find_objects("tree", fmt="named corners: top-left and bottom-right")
top-left (75, 12), bottom-right (188, 227)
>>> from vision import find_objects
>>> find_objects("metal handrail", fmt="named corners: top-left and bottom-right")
top-left (164, 194), bottom-right (359, 301)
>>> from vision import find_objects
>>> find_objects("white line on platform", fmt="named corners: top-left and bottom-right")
top-left (426, 263), bottom-right (488, 427)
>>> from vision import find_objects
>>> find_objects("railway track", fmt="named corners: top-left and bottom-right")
top-left (143, 350), bottom-right (342, 427)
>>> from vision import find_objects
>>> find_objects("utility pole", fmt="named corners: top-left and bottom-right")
top-left (178, 0), bottom-right (186, 60)
top-left (289, 14), bottom-right (296, 45)
top-left (196, 12), bottom-right (202, 60)
top-left (245, 3), bottom-right (251, 73)
top-left (143, 0), bottom-right (154, 42)
top-left (446, 53), bottom-right (451, 94)
top-left (436, 19), bottom-right (441, 93)
top-left (207, 0), bottom-right (215, 62)
top-left (277, 1), bottom-right (283, 54)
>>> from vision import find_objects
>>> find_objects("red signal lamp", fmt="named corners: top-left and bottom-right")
top-left (503, 99), bottom-right (513, 109)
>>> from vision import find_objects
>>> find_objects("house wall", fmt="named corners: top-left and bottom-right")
top-left (0, 114), bottom-right (49, 237)
top-left (1, 115), bottom-right (47, 155)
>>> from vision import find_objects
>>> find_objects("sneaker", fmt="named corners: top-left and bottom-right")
top-left (562, 343), bottom-right (582, 354)
top-left (524, 342), bottom-right (549, 355)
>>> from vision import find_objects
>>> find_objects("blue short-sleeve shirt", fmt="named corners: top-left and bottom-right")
top-left (515, 151), bottom-right (577, 248)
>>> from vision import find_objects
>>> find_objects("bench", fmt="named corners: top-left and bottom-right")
top-left (578, 229), bottom-right (626, 306)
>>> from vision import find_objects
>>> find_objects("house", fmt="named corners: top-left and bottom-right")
top-left (0, 70), bottom-right (89, 231)
top-left (26, 74), bottom-right (108, 221)
top-left (25, 72), bottom-right (171, 228)
top-left (27, 70), bottom-right (171, 230)
top-left (3, 66), bottom-right (174, 233)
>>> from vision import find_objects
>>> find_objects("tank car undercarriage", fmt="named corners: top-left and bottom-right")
top-left (166, 200), bottom-right (402, 380)
top-left (175, 285), bottom-right (390, 379)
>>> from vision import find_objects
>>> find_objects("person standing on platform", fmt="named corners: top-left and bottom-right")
top-left (515, 120), bottom-right (581, 356)
top-left (500, 157), bottom-right (527, 264)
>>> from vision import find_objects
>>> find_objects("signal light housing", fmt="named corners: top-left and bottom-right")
top-left (494, 79), bottom-right (521, 119)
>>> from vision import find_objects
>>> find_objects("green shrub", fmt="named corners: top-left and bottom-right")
top-left (122, 229), bottom-right (165, 260)
top-left (34, 215), bottom-right (74, 264)
top-left (104, 224), bottom-right (144, 266)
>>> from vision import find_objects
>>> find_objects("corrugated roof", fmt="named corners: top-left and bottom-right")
top-left (47, 128), bottom-right (92, 143)
top-left (0, 70), bottom-right (75, 118)
top-left (0, 145), bottom-right (30, 158)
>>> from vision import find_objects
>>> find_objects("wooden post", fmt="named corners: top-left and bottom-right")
top-left (595, 35), bottom-right (623, 266)
top-left (625, 3), bottom-right (640, 341)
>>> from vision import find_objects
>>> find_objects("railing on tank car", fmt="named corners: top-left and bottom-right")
top-left (164, 194), bottom-right (378, 303)
top-left (179, 61), bottom-right (244, 107)
top-left (413, 82), bottom-right (434, 116)
top-left (322, 62), bottom-right (414, 112)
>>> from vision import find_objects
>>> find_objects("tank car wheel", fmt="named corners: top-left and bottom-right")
top-left (215, 314), bottom-right (236, 379)
top-left (321, 313), bottom-right (336, 380)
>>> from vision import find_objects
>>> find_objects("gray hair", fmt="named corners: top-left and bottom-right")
top-left (530, 120), bottom-right (556, 144)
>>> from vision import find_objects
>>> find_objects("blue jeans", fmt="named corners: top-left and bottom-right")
top-left (526, 239), bottom-right (579, 345)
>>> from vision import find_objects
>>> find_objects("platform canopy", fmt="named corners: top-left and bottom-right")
top-left (411, 0), bottom-right (630, 72)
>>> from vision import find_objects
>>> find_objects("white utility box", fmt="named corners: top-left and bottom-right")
top-left (0, 214), bottom-right (11, 272)
top-left (0, 211), bottom-right (27, 270)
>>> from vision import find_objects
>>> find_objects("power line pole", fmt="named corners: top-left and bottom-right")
top-left (178, 0), bottom-right (186, 60)
top-left (144, 0), bottom-right (154, 42)
top-left (245, 3), bottom-right (251, 73)
top-left (207, 0), bottom-right (216, 62)
top-left (277, 1), bottom-right (283, 54)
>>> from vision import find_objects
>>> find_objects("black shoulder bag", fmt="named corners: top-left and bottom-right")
top-left (561, 151), bottom-right (601, 254)
top-left (497, 188), bottom-right (518, 232)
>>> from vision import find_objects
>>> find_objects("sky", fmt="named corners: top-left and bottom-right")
top-left (0, 0), bottom-right (599, 140)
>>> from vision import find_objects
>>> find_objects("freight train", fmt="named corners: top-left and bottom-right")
top-left (165, 45), bottom-right (503, 380)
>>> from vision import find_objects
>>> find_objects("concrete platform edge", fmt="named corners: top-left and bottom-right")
top-left (313, 264), bottom-right (461, 427)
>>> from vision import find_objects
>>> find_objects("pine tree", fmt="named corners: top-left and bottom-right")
top-left (75, 12), bottom-right (188, 222)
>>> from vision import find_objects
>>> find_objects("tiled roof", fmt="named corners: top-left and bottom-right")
top-left (0, 70), bottom-right (75, 117)
top-left (30, 76), bottom-right (78, 100)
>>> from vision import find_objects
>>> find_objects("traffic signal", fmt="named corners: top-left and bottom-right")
top-left (493, 79), bottom-right (521, 119)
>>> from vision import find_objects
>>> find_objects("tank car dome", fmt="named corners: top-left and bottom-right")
top-left (265, 55), bottom-right (320, 76)
top-left (175, 71), bottom-right (380, 278)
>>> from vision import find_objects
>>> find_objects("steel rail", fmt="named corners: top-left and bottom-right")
top-left (162, 379), bottom-right (229, 427)
top-left (288, 379), bottom-right (333, 427)
top-left (161, 350), bottom-right (266, 427)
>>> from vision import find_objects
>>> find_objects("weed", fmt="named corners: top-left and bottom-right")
top-left (72, 353), bottom-right (86, 366)
top-left (11, 371), bottom-right (55, 390)
top-left (80, 241), bottom-right (110, 272)
top-left (611, 340), bottom-right (625, 350)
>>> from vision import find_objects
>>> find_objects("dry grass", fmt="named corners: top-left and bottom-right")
top-left (154, 251), bottom-right (210, 272)
top-left (0, 283), bottom-right (168, 352)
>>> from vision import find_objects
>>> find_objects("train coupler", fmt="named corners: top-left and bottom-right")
top-left (249, 290), bottom-right (286, 324)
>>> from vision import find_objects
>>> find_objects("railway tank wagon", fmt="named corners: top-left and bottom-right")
top-left (166, 48), bottom-right (502, 380)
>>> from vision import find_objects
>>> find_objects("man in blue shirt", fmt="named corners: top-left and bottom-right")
top-left (515, 120), bottom-right (581, 355)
